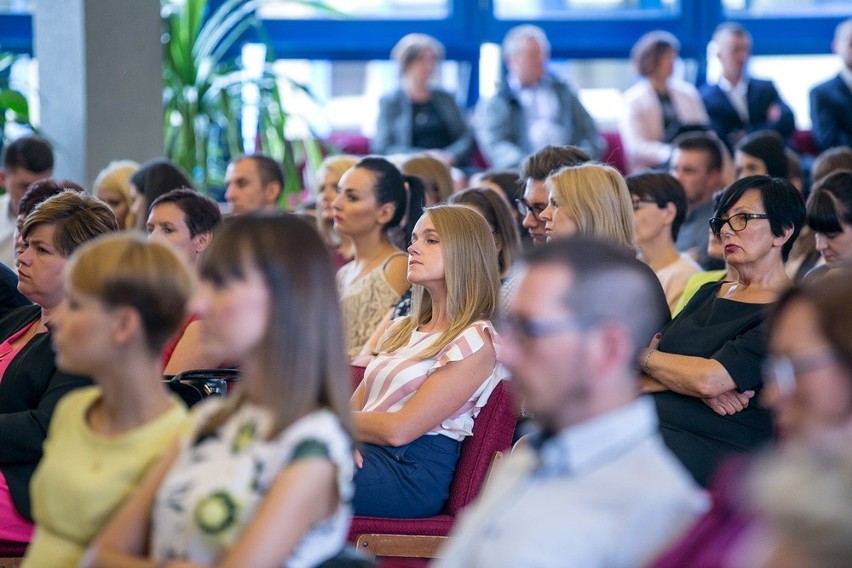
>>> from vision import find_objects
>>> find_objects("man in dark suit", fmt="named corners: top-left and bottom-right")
top-left (810, 18), bottom-right (852, 152)
top-left (701, 22), bottom-right (795, 152)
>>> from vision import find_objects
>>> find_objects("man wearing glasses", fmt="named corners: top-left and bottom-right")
top-left (438, 238), bottom-right (706, 567)
top-left (516, 145), bottom-right (590, 245)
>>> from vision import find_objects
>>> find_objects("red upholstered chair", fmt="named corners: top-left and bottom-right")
top-left (348, 379), bottom-right (518, 559)
top-left (0, 540), bottom-right (26, 566)
top-left (601, 130), bottom-right (627, 174)
top-left (351, 365), bottom-right (367, 392)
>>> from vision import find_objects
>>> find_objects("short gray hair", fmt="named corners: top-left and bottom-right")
top-left (503, 24), bottom-right (550, 59)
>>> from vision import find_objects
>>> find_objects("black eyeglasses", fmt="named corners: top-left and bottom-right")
top-left (708, 213), bottom-right (770, 237)
top-left (762, 351), bottom-right (837, 396)
top-left (631, 199), bottom-right (660, 212)
top-left (498, 314), bottom-right (586, 344)
top-left (514, 198), bottom-right (547, 220)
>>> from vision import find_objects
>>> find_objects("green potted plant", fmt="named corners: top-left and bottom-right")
top-left (162, 0), bottom-right (332, 206)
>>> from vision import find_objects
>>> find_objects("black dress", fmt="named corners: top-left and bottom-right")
top-left (652, 281), bottom-right (774, 487)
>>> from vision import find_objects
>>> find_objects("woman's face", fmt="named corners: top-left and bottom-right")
top-left (716, 190), bottom-right (782, 267)
top-left (331, 167), bottom-right (390, 238)
top-left (814, 220), bottom-right (852, 269)
top-left (147, 202), bottom-right (208, 266)
top-left (407, 213), bottom-right (445, 289)
top-left (653, 47), bottom-right (676, 81)
top-left (734, 150), bottom-right (769, 179)
top-left (317, 168), bottom-right (341, 222)
top-left (53, 287), bottom-right (116, 376)
top-left (764, 298), bottom-right (852, 442)
top-left (632, 195), bottom-right (673, 246)
top-left (194, 266), bottom-right (270, 365)
top-left (540, 189), bottom-right (579, 240)
top-left (129, 183), bottom-right (146, 230)
top-left (95, 187), bottom-right (130, 230)
top-left (16, 223), bottom-right (67, 309)
top-left (405, 48), bottom-right (437, 87)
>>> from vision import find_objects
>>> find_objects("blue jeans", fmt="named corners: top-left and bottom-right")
top-left (353, 434), bottom-right (461, 518)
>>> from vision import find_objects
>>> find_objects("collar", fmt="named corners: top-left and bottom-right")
top-left (507, 73), bottom-right (554, 96)
top-left (529, 397), bottom-right (659, 477)
top-left (717, 75), bottom-right (749, 95)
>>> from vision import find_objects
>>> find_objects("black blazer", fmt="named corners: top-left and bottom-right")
top-left (0, 305), bottom-right (92, 520)
top-left (810, 74), bottom-right (852, 151)
top-left (700, 78), bottom-right (795, 151)
top-left (373, 88), bottom-right (474, 165)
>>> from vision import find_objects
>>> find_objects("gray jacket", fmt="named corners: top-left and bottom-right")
top-left (474, 74), bottom-right (605, 169)
top-left (373, 88), bottom-right (474, 165)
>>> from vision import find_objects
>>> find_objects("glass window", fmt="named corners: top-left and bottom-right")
top-left (0, 0), bottom-right (30, 12)
top-left (723, 0), bottom-right (852, 16)
top-left (493, 0), bottom-right (679, 20)
top-left (259, 0), bottom-right (449, 20)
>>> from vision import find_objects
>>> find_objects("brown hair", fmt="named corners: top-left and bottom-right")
top-left (198, 214), bottom-right (353, 438)
top-left (67, 233), bottom-right (194, 353)
top-left (22, 190), bottom-right (119, 256)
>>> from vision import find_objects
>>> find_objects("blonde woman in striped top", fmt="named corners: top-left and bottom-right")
top-left (351, 204), bottom-right (509, 518)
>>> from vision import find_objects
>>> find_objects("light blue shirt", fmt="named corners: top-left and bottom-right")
top-left (437, 397), bottom-right (708, 568)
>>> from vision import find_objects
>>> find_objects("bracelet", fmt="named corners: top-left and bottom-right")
top-left (643, 349), bottom-right (656, 378)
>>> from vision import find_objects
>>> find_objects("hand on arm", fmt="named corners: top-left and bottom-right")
top-left (640, 332), bottom-right (743, 401)
top-left (354, 336), bottom-right (496, 447)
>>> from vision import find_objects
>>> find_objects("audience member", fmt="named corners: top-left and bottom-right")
top-left (627, 171), bottom-right (701, 313)
top-left (809, 18), bottom-right (852, 151)
top-left (437, 237), bottom-right (707, 567)
top-left (805, 169), bottom-right (852, 278)
top-left (333, 156), bottom-right (422, 356)
top-left (22, 234), bottom-right (192, 567)
top-left (474, 170), bottom-right (522, 204)
top-left (734, 129), bottom-right (789, 179)
top-left (539, 162), bottom-right (636, 248)
top-left (145, 188), bottom-right (223, 375)
top-left (810, 144), bottom-right (852, 185)
top-left (401, 153), bottom-right (454, 205)
top-left (224, 154), bottom-right (283, 216)
top-left (352, 205), bottom-right (507, 518)
top-left (701, 22), bottom-right (795, 151)
top-left (12, 178), bottom-right (82, 262)
top-left (85, 215), bottom-right (354, 567)
top-left (374, 33), bottom-right (473, 167)
top-left (474, 25), bottom-right (604, 169)
top-left (652, 270), bottom-right (852, 567)
top-left (670, 132), bottom-right (727, 269)
top-left (449, 187), bottom-right (521, 309)
top-left (620, 31), bottom-right (709, 173)
top-left (0, 190), bottom-right (118, 544)
top-left (129, 158), bottom-right (194, 231)
top-left (0, 136), bottom-right (53, 268)
top-left (517, 145), bottom-right (591, 245)
top-left (93, 160), bottom-right (140, 230)
top-left (314, 155), bottom-right (358, 268)
top-left (640, 175), bottom-right (805, 487)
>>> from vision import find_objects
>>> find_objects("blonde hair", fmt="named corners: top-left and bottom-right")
top-left (67, 233), bottom-right (194, 354)
top-left (378, 205), bottom-right (499, 359)
top-left (545, 163), bottom-right (637, 249)
top-left (93, 160), bottom-right (140, 229)
top-left (315, 155), bottom-right (358, 248)
top-left (402, 154), bottom-right (454, 205)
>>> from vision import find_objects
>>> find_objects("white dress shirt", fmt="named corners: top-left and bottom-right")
top-left (437, 397), bottom-right (709, 568)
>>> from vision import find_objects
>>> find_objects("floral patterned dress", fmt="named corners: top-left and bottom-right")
top-left (151, 402), bottom-right (353, 568)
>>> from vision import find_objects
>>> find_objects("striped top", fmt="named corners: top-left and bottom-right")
top-left (361, 320), bottom-right (509, 442)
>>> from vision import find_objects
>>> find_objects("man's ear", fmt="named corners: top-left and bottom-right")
top-left (265, 182), bottom-right (282, 207)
